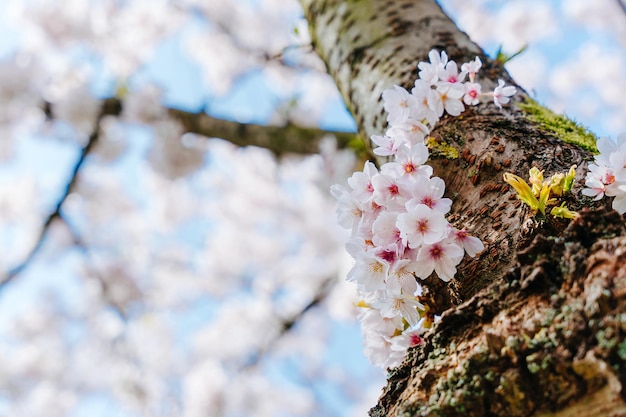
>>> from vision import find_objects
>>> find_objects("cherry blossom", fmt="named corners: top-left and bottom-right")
top-left (415, 240), bottom-right (465, 282)
top-left (347, 251), bottom-right (390, 292)
top-left (346, 160), bottom-right (378, 203)
top-left (382, 85), bottom-right (419, 123)
top-left (333, 50), bottom-right (493, 369)
top-left (437, 60), bottom-right (467, 85)
top-left (385, 144), bottom-right (432, 180)
top-left (371, 134), bottom-right (403, 156)
top-left (493, 79), bottom-right (517, 108)
top-left (451, 227), bottom-right (485, 257)
top-left (418, 49), bottom-right (448, 85)
top-left (437, 83), bottom-right (465, 116)
top-left (373, 292), bottom-right (424, 325)
top-left (461, 56), bottom-right (482, 82)
top-left (405, 176), bottom-right (453, 214)
top-left (463, 82), bottom-right (482, 105)
top-left (584, 133), bottom-right (626, 213)
top-left (396, 204), bottom-right (449, 249)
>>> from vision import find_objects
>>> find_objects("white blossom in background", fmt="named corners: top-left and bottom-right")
top-left (439, 0), bottom-right (626, 136)
top-left (8, 0), bottom-right (183, 79)
top-left (0, 131), bottom-right (379, 416)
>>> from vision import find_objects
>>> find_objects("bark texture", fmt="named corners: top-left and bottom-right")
top-left (301, 0), bottom-right (626, 415)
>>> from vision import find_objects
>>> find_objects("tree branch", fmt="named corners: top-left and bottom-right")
top-left (1, 97), bottom-right (363, 288)
top-left (1, 99), bottom-right (121, 289)
top-left (46, 98), bottom-right (361, 156)
top-left (241, 276), bottom-right (336, 370)
top-left (166, 107), bottom-right (359, 156)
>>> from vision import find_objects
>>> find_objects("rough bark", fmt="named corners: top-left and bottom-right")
top-left (301, 0), bottom-right (626, 415)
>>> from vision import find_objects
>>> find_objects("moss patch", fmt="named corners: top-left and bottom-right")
top-left (518, 98), bottom-right (598, 154)
top-left (426, 136), bottom-right (459, 159)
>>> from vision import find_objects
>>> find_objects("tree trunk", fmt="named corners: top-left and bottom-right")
top-left (301, 0), bottom-right (626, 415)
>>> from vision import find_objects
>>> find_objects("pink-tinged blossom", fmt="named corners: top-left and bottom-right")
top-left (415, 241), bottom-right (464, 282)
top-left (388, 144), bottom-right (432, 181)
top-left (390, 328), bottom-right (425, 352)
top-left (345, 236), bottom-right (375, 259)
top-left (418, 49), bottom-right (448, 85)
top-left (372, 172), bottom-right (409, 211)
top-left (405, 176), bottom-right (452, 214)
top-left (461, 57), bottom-right (482, 83)
top-left (396, 204), bottom-right (448, 249)
top-left (582, 177), bottom-right (609, 201)
top-left (332, 49), bottom-right (503, 369)
top-left (382, 85), bottom-right (418, 124)
top-left (493, 79), bottom-right (516, 108)
top-left (373, 292), bottom-right (423, 326)
top-left (583, 134), bottom-right (626, 211)
top-left (330, 184), bottom-right (363, 230)
top-left (451, 228), bottom-right (484, 257)
top-left (376, 245), bottom-right (401, 266)
top-left (371, 134), bottom-right (402, 156)
top-left (347, 160), bottom-right (378, 203)
top-left (386, 258), bottom-right (419, 295)
top-left (372, 211), bottom-right (403, 248)
top-left (389, 118), bottom-right (430, 145)
top-left (463, 82), bottom-right (482, 106)
top-left (436, 83), bottom-right (465, 116)
top-left (359, 308), bottom-right (404, 368)
top-left (411, 79), bottom-right (440, 124)
top-left (436, 60), bottom-right (467, 86)
top-left (386, 327), bottom-right (425, 367)
top-left (362, 328), bottom-right (394, 368)
top-left (360, 201), bottom-right (384, 232)
top-left (610, 184), bottom-right (626, 214)
top-left (582, 164), bottom-right (614, 200)
top-left (347, 251), bottom-right (389, 291)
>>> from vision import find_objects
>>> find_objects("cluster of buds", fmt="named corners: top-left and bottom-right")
top-left (504, 165), bottom-right (578, 219)
top-left (332, 50), bottom-right (516, 368)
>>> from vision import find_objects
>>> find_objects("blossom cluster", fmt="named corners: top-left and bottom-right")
top-left (332, 50), bottom-right (516, 368)
top-left (582, 133), bottom-right (626, 214)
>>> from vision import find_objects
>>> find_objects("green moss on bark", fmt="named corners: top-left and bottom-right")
top-left (518, 98), bottom-right (598, 154)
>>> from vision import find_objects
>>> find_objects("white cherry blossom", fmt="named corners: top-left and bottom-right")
top-left (396, 204), bottom-right (448, 249)
top-left (415, 240), bottom-right (464, 282)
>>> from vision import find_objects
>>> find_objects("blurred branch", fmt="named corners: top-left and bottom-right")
top-left (59, 214), bottom-right (129, 320)
top-left (67, 98), bottom-right (360, 155)
top-left (0, 99), bottom-right (121, 289)
top-left (241, 276), bottom-right (336, 370)
top-left (1, 97), bottom-right (359, 288)
top-left (166, 107), bottom-right (358, 156)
